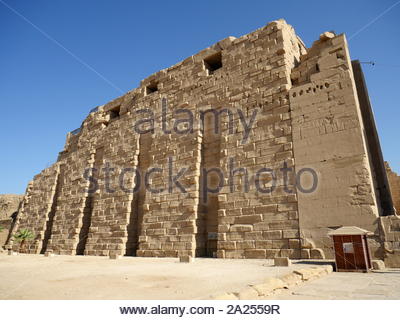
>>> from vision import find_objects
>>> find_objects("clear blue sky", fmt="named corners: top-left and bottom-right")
top-left (0, 0), bottom-right (399, 194)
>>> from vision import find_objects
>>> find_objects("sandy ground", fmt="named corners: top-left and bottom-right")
top-left (268, 269), bottom-right (400, 299)
top-left (2, 253), bottom-right (398, 300)
top-left (0, 253), bottom-right (312, 300)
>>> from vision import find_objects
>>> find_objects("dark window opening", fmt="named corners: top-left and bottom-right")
top-left (204, 52), bottom-right (222, 75)
top-left (316, 63), bottom-right (320, 72)
top-left (109, 105), bottom-right (120, 120)
top-left (146, 82), bottom-right (158, 95)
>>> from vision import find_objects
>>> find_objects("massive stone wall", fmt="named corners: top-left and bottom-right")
top-left (289, 32), bottom-right (382, 258)
top-left (0, 194), bottom-right (23, 248)
top-left (0, 194), bottom-right (23, 221)
top-left (216, 21), bottom-right (303, 259)
top-left (386, 162), bottom-right (400, 213)
top-left (9, 19), bottom-right (399, 263)
top-left (12, 165), bottom-right (59, 253)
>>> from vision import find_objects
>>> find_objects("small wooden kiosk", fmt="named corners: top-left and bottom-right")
top-left (328, 226), bottom-right (373, 272)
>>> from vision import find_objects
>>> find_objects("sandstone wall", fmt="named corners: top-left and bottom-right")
top-left (380, 215), bottom-right (400, 267)
top-left (11, 19), bottom-right (395, 261)
top-left (289, 33), bottom-right (382, 258)
top-left (386, 162), bottom-right (400, 213)
top-left (0, 194), bottom-right (23, 248)
top-left (11, 166), bottom-right (59, 253)
top-left (0, 194), bottom-right (23, 220)
top-left (216, 21), bottom-right (303, 259)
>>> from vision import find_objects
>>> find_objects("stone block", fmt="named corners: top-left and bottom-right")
top-left (217, 209), bottom-right (226, 217)
top-left (372, 260), bottom-right (385, 270)
top-left (219, 241), bottom-right (236, 250)
top-left (282, 229), bottom-right (299, 239)
top-left (263, 230), bottom-right (282, 240)
top-left (255, 240), bottom-right (273, 249)
top-left (237, 240), bottom-right (255, 250)
top-left (253, 222), bottom-right (271, 231)
top-left (279, 272), bottom-right (302, 287)
top-left (279, 248), bottom-right (299, 258)
top-left (293, 267), bottom-right (322, 281)
top-left (289, 239), bottom-right (300, 249)
top-left (230, 224), bottom-right (253, 232)
top-left (265, 249), bottom-right (280, 258)
top-left (272, 239), bottom-right (289, 249)
top-left (234, 214), bottom-right (263, 224)
top-left (310, 248), bottom-right (325, 259)
top-left (244, 249), bottom-right (266, 259)
top-left (269, 220), bottom-right (298, 230)
top-left (244, 231), bottom-right (263, 240)
top-left (225, 250), bottom-right (245, 259)
top-left (319, 31), bottom-right (335, 41)
top-left (301, 249), bottom-right (310, 259)
top-left (385, 250), bottom-right (400, 268)
top-left (216, 250), bottom-right (225, 258)
top-left (179, 255), bottom-right (193, 263)
top-left (255, 204), bottom-right (277, 214)
top-left (252, 277), bottom-right (285, 296)
top-left (218, 194), bottom-right (227, 202)
top-left (277, 203), bottom-right (297, 212)
top-left (274, 257), bottom-right (291, 266)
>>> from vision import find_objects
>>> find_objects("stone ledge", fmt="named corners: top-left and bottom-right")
top-left (212, 265), bottom-right (333, 300)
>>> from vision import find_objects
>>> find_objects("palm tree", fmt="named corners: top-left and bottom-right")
top-left (13, 229), bottom-right (34, 252)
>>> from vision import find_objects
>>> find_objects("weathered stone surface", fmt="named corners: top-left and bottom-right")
top-left (265, 249), bottom-right (280, 258)
top-left (244, 249), bottom-right (266, 259)
top-left (293, 268), bottom-right (320, 281)
top-left (301, 249), bottom-right (310, 259)
top-left (234, 215), bottom-right (262, 224)
top-left (386, 162), bottom-right (400, 213)
top-left (293, 265), bottom-right (333, 281)
top-left (230, 224), bottom-right (253, 232)
top-left (0, 194), bottom-right (23, 220)
top-left (0, 194), bottom-right (23, 248)
top-left (252, 277), bottom-right (285, 296)
top-left (372, 260), bottom-right (385, 270)
top-left (274, 257), bottom-right (291, 266)
top-left (380, 216), bottom-right (400, 267)
top-left (179, 255), bottom-right (193, 263)
top-left (279, 272), bottom-right (302, 287)
top-left (319, 31), bottom-right (335, 41)
top-left (213, 265), bottom-right (333, 300)
top-left (310, 248), bottom-right (325, 259)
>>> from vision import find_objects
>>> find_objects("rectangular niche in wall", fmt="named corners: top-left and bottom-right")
top-left (204, 52), bottom-right (222, 75)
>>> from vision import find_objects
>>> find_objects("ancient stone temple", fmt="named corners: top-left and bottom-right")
top-left (8, 19), bottom-right (400, 266)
